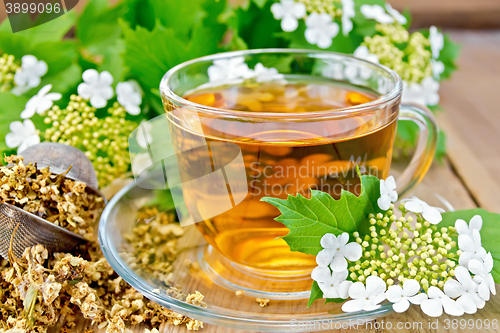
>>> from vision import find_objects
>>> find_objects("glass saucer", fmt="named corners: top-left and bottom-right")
top-left (98, 168), bottom-right (451, 332)
top-left (98, 169), bottom-right (394, 332)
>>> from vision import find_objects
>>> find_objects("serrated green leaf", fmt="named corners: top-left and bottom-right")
top-left (145, 189), bottom-right (175, 212)
top-left (261, 174), bottom-right (381, 256)
top-left (308, 281), bottom-right (322, 307)
top-left (120, 17), bottom-right (226, 111)
top-left (439, 209), bottom-right (500, 284)
top-left (438, 34), bottom-right (461, 80)
top-left (229, 1), bottom-right (288, 49)
top-left (0, 36), bottom-right (77, 91)
top-left (0, 92), bottom-right (29, 152)
top-left (0, 11), bottom-right (76, 44)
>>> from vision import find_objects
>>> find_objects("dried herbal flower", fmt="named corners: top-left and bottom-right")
top-left (0, 171), bottom-right (204, 332)
top-left (0, 155), bottom-right (104, 240)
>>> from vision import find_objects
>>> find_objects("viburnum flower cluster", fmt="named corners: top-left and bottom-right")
top-left (311, 176), bottom-right (496, 317)
top-left (5, 65), bottom-right (146, 188)
top-left (207, 57), bottom-right (285, 84)
top-left (269, 0), bottom-right (446, 107)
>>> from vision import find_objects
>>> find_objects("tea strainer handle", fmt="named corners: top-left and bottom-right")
top-left (396, 103), bottom-right (439, 197)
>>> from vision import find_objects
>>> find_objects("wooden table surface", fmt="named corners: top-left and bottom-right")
top-left (66, 30), bottom-right (500, 333)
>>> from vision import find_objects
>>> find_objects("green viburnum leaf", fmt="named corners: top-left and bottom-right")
top-left (145, 189), bottom-right (175, 212)
top-left (438, 34), bottom-right (461, 80)
top-left (0, 92), bottom-right (29, 155)
top-left (261, 174), bottom-right (381, 257)
top-left (228, 1), bottom-right (288, 49)
top-left (76, 0), bottom-right (131, 81)
top-left (438, 209), bottom-right (500, 284)
top-left (308, 281), bottom-right (322, 307)
top-left (0, 11), bottom-right (76, 44)
top-left (120, 17), bottom-right (226, 113)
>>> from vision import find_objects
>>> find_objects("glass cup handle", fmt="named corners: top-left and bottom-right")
top-left (396, 103), bottom-right (439, 196)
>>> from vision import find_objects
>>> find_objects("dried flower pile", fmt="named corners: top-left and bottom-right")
top-left (0, 156), bottom-right (104, 240)
top-left (0, 157), bottom-right (204, 332)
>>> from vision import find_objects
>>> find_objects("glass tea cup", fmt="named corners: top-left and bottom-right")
top-left (156, 49), bottom-right (438, 294)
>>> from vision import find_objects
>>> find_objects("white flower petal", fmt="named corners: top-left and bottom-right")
top-left (469, 215), bottom-right (483, 232)
top-left (329, 254), bottom-right (347, 272)
top-left (311, 266), bottom-right (331, 282)
top-left (444, 279), bottom-right (463, 299)
top-left (320, 233), bottom-right (337, 248)
top-left (99, 71), bottom-right (114, 85)
top-left (77, 83), bottom-right (93, 99)
top-left (408, 293), bottom-right (428, 305)
top-left (405, 200), bottom-right (424, 213)
top-left (378, 197), bottom-right (391, 210)
top-left (5, 132), bottom-right (23, 148)
top-left (458, 234), bottom-right (476, 253)
top-left (23, 119), bottom-right (36, 133)
top-left (348, 282), bottom-right (366, 299)
top-left (22, 55), bottom-right (38, 67)
top-left (457, 296), bottom-right (478, 315)
top-left (125, 104), bottom-right (141, 116)
top-left (468, 259), bottom-right (484, 276)
top-left (90, 95), bottom-right (107, 108)
top-left (441, 296), bottom-right (464, 316)
top-left (393, 298), bottom-right (410, 313)
top-left (338, 233), bottom-right (349, 247)
top-left (363, 299), bottom-right (382, 311)
top-left (365, 276), bottom-right (386, 296)
top-left (486, 274), bottom-right (496, 295)
top-left (386, 285), bottom-right (403, 302)
top-left (402, 279), bottom-right (420, 296)
top-left (342, 242), bottom-right (362, 261)
top-left (281, 16), bottom-right (299, 32)
top-left (455, 219), bottom-right (469, 236)
top-left (342, 299), bottom-right (365, 312)
top-left (316, 248), bottom-right (335, 267)
top-left (337, 280), bottom-right (352, 299)
top-left (82, 69), bottom-right (99, 84)
top-left (420, 299), bottom-right (443, 317)
top-left (422, 207), bottom-right (442, 224)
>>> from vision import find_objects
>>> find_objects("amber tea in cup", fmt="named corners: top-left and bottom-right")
top-left (160, 50), bottom-right (438, 291)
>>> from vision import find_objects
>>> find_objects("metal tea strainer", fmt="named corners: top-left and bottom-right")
top-left (0, 142), bottom-right (104, 260)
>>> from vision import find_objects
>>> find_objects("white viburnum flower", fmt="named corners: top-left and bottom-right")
top-left (208, 57), bottom-right (252, 83)
top-left (431, 59), bottom-right (445, 79)
top-left (455, 215), bottom-right (482, 239)
top-left (311, 266), bottom-right (352, 299)
top-left (252, 63), bottom-right (286, 84)
top-left (403, 196), bottom-right (445, 224)
top-left (469, 253), bottom-right (496, 301)
top-left (5, 119), bottom-right (40, 153)
top-left (136, 120), bottom-right (153, 149)
top-left (377, 175), bottom-right (398, 210)
top-left (117, 81), bottom-right (142, 115)
top-left (270, 0), bottom-right (306, 32)
top-left (344, 46), bottom-right (379, 82)
top-left (429, 26), bottom-right (444, 59)
top-left (13, 55), bottom-right (48, 94)
top-left (131, 152), bottom-right (153, 177)
top-left (341, 0), bottom-right (355, 36)
top-left (420, 286), bottom-right (464, 317)
top-left (77, 69), bottom-right (114, 108)
top-left (304, 13), bottom-right (339, 49)
top-left (386, 279), bottom-right (428, 313)
top-left (444, 266), bottom-right (485, 314)
top-left (385, 3), bottom-right (407, 25)
top-left (401, 77), bottom-right (440, 106)
top-left (458, 229), bottom-right (487, 267)
top-left (360, 5), bottom-right (394, 24)
top-left (342, 276), bottom-right (387, 312)
top-left (316, 233), bottom-right (362, 272)
top-left (20, 84), bottom-right (61, 119)
top-left (322, 62), bottom-right (344, 80)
